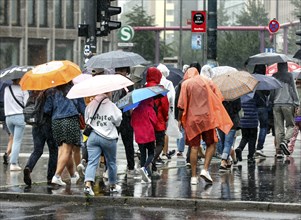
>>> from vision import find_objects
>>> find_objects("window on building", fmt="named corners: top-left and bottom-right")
top-left (11, 0), bottom-right (20, 26)
top-left (39, 0), bottom-right (47, 27)
top-left (55, 0), bottom-right (62, 28)
top-left (0, 0), bottom-right (8, 25)
top-left (0, 38), bottom-right (20, 69)
top-left (166, 9), bottom-right (173, 16)
top-left (27, 0), bottom-right (36, 26)
top-left (28, 39), bottom-right (47, 65)
top-left (55, 40), bottom-right (74, 60)
top-left (66, 0), bottom-right (74, 28)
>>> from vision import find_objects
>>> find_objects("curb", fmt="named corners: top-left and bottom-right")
top-left (0, 192), bottom-right (300, 214)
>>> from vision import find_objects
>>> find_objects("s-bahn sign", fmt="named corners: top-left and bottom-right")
top-left (191, 11), bottom-right (206, 33)
top-left (118, 25), bottom-right (135, 42)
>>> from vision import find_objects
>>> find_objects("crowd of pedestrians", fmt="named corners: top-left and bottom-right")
top-left (0, 59), bottom-right (300, 197)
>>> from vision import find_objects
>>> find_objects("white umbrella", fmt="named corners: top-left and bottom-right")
top-left (212, 66), bottom-right (237, 77)
top-left (67, 74), bottom-right (134, 99)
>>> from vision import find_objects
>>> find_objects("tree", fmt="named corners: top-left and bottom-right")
top-left (217, 0), bottom-right (270, 69)
top-left (123, 5), bottom-right (173, 63)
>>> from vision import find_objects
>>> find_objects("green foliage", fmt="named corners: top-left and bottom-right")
top-left (123, 5), bottom-right (173, 63)
top-left (217, 0), bottom-right (271, 69)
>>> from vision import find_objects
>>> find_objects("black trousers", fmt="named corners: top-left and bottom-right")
top-left (237, 127), bottom-right (258, 159)
top-left (152, 131), bottom-right (165, 172)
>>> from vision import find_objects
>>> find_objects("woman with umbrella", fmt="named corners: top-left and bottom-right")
top-left (4, 78), bottom-right (29, 171)
top-left (44, 82), bottom-right (86, 186)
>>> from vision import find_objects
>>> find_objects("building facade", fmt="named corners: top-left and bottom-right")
top-left (0, 0), bottom-right (118, 70)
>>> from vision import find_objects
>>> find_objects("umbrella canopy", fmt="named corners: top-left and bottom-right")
top-left (20, 60), bottom-right (81, 90)
top-left (139, 65), bottom-right (184, 87)
top-left (293, 49), bottom-right (301, 59)
top-left (130, 65), bottom-right (147, 83)
top-left (211, 66), bottom-right (237, 77)
top-left (72, 73), bottom-right (92, 84)
top-left (245, 52), bottom-right (289, 65)
top-left (212, 71), bottom-right (259, 101)
top-left (86, 51), bottom-right (148, 69)
top-left (115, 85), bottom-right (169, 112)
top-left (0, 65), bottom-right (34, 81)
top-left (67, 74), bottom-right (134, 99)
top-left (266, 62), bottom-right (301, 75)
top-left (252, 74), bottom-right (282, 90)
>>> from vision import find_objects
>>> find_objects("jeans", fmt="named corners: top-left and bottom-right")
top-left (237, 127), bottom-right (258, 159)
top-left (6, 114), bottom-right (26, 164)
top-left (176, 126), bottom-right (185, 152)
top-left (257, 107), bottom-right (269, 150)
top-left (217, 129), bottom-right (236, 160)
top-left (138, 141), bottom-right (155, 174)
top-left (26, 122), bottom-right (58, 181)
top-left (273, 105), bottom-right (295, 150)
top-left (85, 131), bottom-right (118, 185)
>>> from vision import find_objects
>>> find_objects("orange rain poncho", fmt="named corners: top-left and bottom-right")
top-left (178, 67), bottom-right (233, 141)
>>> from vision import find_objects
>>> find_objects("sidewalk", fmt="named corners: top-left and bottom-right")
top-left (0, 126), bottom-right (300, 213)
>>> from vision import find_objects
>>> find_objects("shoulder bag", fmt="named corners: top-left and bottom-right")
top-left (83, 98), bottom-right (106, 137)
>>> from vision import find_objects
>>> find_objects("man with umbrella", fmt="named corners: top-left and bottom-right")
top-left (112, 66), bottom-right (136, 178)
top-left (270, 62), bottom-right (300, 158)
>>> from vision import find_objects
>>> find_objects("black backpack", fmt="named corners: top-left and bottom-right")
top-left (23, 91), bottom-right (46, 126)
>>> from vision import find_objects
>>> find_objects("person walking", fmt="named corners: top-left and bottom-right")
top-left (178, 67), bottom-right (232, 185)
top-left (84, 92), bottom-right (122, 196)
top-left (23, 90), bottom-right (58, 186)
top-left (157, 63), bottom-right (176, 160)
top-left (111, 67), bottom-right (136, 178)
top-left (252, 64), bottom-right (270, 158)
top-left (235, 97), bottom-right (258, 163)
top-left (270, 62), bottom-right (300, 158)
top-left (145, 67), bottom-right (169, 178)
top-left (4, 78), bottom-right (29, 171)
top-left (44, 82), bottom-right (85, 186)
top-left (217, 98), bottom-right (241, 171)
top-left (131, 98), bottom-right (157, 183)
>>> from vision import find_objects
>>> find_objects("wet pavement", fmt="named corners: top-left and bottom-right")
top-left (0, 125), bottom-right (301, 217)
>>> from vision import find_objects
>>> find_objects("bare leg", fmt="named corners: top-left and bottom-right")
top-left (6, 134), bottom-right (13, 155)
top-left (55, 143), bottom-right (73, 176)
top-left (190, 146), bottom-right (199, 177)
top-left (204, 143), bottom-right (216, 171)
top-left (73, 147), bottom-right (81, 167)
top-left (163, 135), bottom-right (169, 154)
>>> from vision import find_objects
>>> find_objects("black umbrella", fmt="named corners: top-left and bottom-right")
top-left (245, 52), bottom-right (289, 65)
top-left (293, 49), bottom-right (301, 60)
top-left (139, 65), bottom-right (184, 87)
top-left (0, 65), bottom-right (34, 80)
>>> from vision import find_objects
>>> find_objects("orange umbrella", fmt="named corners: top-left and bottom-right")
top-left (20, 60), bottom-right (81, 90)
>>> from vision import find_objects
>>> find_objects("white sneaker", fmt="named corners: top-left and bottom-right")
top-left (84, 186), bottom-right (95, 196)
top-left (255, 150), bottom-right (266, 157)
top-left (10, 164), bottom-right (22, 171)
top-left (200, 169), bottom-right (213, 184)
top-left (139, 167), bottom-right (151, 183)
top-left (71, 172), bottom-right (80, 184)
top-left (103, 170), bottom-right (109, 179)
top-left (110, 184), bottom-right (121, 193)
top-left (190, 176), bottom-right (199, 185)
top-left (51, 175), bottom-right (66, 186)
top-left (77, 163), bottom-right (86, 178)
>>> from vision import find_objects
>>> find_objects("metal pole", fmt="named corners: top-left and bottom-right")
top-left (274, 0), bottom-right (278, 51)
top-left (155, 31), bottom-right (160, 64)
top-left (202, 0), bottom-right (207, 65)
top-left (84, 0), bottom-right (97, 58)
top-left (207, 0), bottom-right (217, 61)
top-left (178, 0), bottom-right (183, 68)
top-left (163, 0), bottom-right (166, 58)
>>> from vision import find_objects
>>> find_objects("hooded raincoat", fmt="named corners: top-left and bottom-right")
top-left (145, 67), bottom-right (169, 131)
top-left (178, 67), bottom-right (233, 141)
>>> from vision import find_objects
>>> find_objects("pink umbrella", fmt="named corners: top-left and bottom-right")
top-left (67, 74), bottom-right (134, 99)
top-left (72, 74), bottom-right (92, 84)
top-left (266, 62), bottom-right (301, 76)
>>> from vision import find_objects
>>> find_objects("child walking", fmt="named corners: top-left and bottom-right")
top-left (131, 98), bottom-right (157, 183)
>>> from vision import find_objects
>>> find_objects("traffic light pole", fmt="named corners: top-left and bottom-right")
top-left (83, 0), bottom-right (97, 58)
top-left (207, 0), bottom-right (217, 62)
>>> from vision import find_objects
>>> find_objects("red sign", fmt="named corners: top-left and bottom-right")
top-left (268, 19), bottom-right (280, 33)
top-left (191, 11), bottom-right (206, 33)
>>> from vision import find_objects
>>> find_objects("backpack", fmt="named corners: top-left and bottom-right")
top-left (23, 91), bottom-right (46, 126)
top-left (0, 101), bottom-right (5, 122)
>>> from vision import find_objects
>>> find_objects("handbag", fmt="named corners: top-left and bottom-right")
top-left (83, 98), bottom-right (106, 137)
top-left (79, 114), bottom-right (86, 130)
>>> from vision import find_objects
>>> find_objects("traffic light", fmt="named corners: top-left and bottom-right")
top-left (296, 29), bottom-right (301, 46)
top-left (96, 0), bottom-right (122, 37)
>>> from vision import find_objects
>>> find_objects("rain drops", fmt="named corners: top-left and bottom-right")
top-left (51, 80), bottom-right (55, 84)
